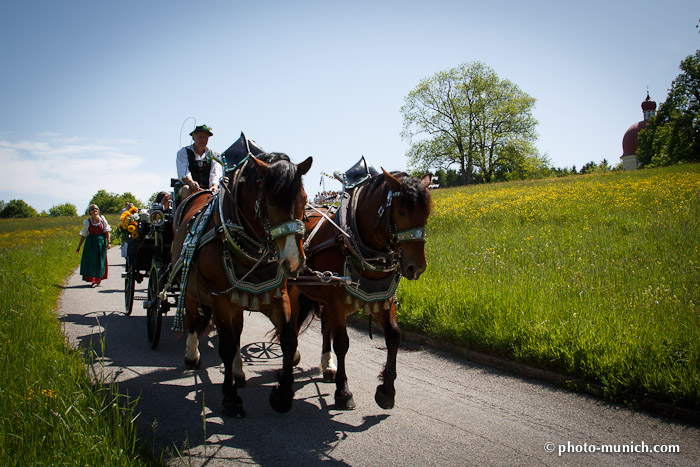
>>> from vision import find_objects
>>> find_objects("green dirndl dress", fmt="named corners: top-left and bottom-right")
top-left (80, 219), bottom-right (109, 284)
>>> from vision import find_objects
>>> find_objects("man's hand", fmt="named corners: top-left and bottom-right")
top-left (187, 179), bottom-right (200, 192)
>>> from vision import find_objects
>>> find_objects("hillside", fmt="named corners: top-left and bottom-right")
top-left (398, 165), bottom-right (700, 409)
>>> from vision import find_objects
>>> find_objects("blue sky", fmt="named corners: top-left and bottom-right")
top-left (1, 0), bottom-right (698, 212)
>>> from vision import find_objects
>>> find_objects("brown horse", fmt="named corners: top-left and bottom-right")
top-left (171, 152), bottom-right (312, 417)
top-left (291, 170), bottom-right (431, 410)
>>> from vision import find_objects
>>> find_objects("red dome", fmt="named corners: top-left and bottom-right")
top-left (622, 120), bottom-right (648, 156)
top-left (641, 92), bottom-right (656, 112)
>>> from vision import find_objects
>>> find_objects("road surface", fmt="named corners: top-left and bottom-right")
top-left (58, 247), bottom-right (700, 466)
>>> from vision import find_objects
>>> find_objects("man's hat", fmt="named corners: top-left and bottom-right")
top-left (190, 124), bottom-right (213, 137)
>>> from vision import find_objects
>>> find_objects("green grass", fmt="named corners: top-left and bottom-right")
top-left (0, 215), bottom-right (152, 466)
top-left (398, 164), bottom-right (700, 409)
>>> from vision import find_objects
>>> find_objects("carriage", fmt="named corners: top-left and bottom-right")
top-left (122, 187), bottom-right (177, 349)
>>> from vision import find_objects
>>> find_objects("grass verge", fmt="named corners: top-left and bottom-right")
top-left (0, 216), bottom-right (154, 465)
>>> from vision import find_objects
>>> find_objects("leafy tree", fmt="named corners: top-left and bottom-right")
top-left (48, 203), bottom-right (78, 217)
top-left (638, 49), bottom-right (700, 165)
top-left (474, 79), bottom-right (538, 183)
top-left (494, 142), bottom-right (546, 181)
top-left (0, 199), bottom-right (38, 218)
top-left (401, 61), bottom-right (538, 184)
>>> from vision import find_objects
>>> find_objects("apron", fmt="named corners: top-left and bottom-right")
top-left (80, 219), bottom-right (109, 284)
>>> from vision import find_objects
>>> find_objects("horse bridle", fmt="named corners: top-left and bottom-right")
top-left (219, 154), bottom-right (306, 263)
top-left (374, 188), bottom-right (427, 248)
top-left (335, 180), bottom-right (425, 275)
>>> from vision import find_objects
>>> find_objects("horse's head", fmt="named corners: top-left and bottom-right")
top-left (383, 170), bottom-right (432, 280)
top-left (248, 154), bottom-right (313, 279)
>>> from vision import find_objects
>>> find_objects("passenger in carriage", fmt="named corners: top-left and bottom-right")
top-left (175, 124), bottom-right (223, 200)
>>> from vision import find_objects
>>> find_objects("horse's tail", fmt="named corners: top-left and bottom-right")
top-left (296, 293), bottom-right (320, 336)
top-left (268, 292), bottom-right (319, 342)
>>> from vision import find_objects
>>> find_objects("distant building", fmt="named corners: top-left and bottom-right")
top-left (621, 92), bottom-right (657, 170)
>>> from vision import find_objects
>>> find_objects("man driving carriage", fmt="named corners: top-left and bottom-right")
top-left (175, 124), bottom-right (223, 199)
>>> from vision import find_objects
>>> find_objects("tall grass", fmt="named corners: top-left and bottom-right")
top-left (0, 216), bottom-right (151, 465)
top-left (398, 165), bottom-right (700, 408)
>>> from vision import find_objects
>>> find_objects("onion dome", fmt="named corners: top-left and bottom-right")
top-left (622, 120), bottom-right (648, 156)
top-left (641, 91), bottom-right (657, 113)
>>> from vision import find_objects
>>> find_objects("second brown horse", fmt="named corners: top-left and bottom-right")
top-left (291, 170), bottom-right (432, 410)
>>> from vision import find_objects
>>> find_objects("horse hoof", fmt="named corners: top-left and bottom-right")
top-left (184, 357), bottom-right (201, 370)
top-left (375, 385), bottom-right (395, 409)
top-left (334, 389), bottom-right (356, 410)
top-left (322, 369), bottom-right (336, 383)
top-left (293, 350), bottom-right (301, 366)
top-left (269, 385), bottom-right (294, 413)
top-left (222, 396), bottom-right (246, 418)
top-left (234, 375), bottom-right (247, 388)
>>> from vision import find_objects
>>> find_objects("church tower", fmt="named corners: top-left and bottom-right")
top-left (621, 92), bottom-right (657, 170)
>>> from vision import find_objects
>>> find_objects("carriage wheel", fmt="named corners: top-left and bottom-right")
top-left (146, 264), bottom-right (163, 349)
top-left (124, 257), bottom-right (136, 316)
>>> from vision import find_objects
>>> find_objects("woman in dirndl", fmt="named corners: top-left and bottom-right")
top-left (76, 204), bottom-right (111, 287)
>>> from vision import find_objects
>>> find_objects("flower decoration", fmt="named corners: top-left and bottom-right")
top-left (119, 206), bottom-right (141, 242)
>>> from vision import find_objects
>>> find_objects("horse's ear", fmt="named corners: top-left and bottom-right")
top-left (298, 157), bottom-right (313, 176)
top-left (250, 155), bottom-right (271, 176)
top-left (421, 174), bottom-right (431, 187)
top-left (382, 168), bottom-right (403, 192)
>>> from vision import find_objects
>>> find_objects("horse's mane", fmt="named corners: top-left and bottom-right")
top-left (366, 171), bottom-right (432, 215)
top-left (243, 153), bottom-right (303, 214)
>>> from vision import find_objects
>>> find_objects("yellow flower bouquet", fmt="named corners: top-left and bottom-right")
top-left (119, 206), bottom-right (141, 242)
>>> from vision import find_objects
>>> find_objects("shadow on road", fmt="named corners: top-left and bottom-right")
top-left (61, 272), bottom-right (390, 466)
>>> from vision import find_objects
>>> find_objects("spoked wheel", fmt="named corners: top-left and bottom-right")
top-left (124, 257), bottom-right (135, 316)
top-left (146, 263), bottom-right (163, 349)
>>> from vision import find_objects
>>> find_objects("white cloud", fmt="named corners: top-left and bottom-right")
top-left (0, 135), bottom-right (168, 211)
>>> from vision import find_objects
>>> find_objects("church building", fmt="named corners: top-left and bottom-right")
top-left (621, 92), bottom-right (657, 170)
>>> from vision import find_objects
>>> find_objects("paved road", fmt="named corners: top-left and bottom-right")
top-left (58, 248), bottom-right (700, 466)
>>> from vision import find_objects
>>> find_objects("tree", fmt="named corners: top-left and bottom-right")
top-left (48, 203), bottom-right (78, 217)
top-left (0, 199), bottom-right (38, 218)
top-left (580, 161), bottom-right (598, 174)
top-left (86, 190), bottom-right (142, 214)
top-left (638, 49), bottom-right (700, 165)
top-left (401, 61), bottom-right (538, 184)
top-left (474, 77), bottom-right (538, 183)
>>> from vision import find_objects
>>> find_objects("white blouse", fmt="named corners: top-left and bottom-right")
top-left (80, 216), bottom-right (112, 237)
top-left (176, 144), bottom-right (223, 187)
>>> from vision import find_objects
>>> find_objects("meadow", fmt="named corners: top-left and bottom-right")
top-left (0, 215), bottom-right (151, 465)
top-left (398, 164), bottom-right (700, 409)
